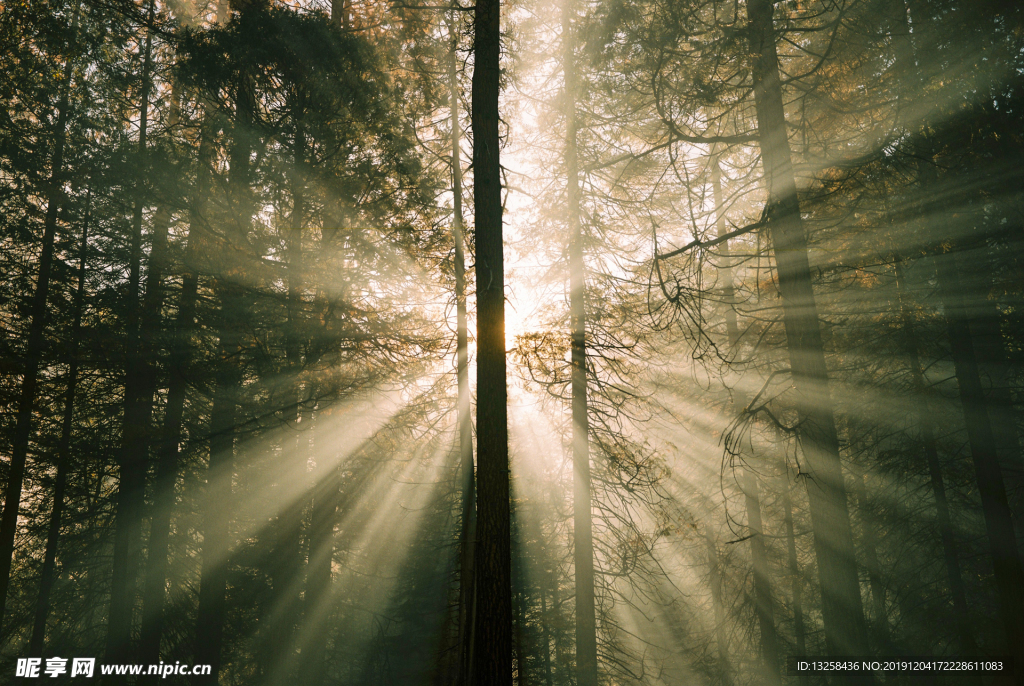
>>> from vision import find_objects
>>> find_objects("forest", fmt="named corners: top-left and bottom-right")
top-left (0, 0), bottom-right (1022, 684)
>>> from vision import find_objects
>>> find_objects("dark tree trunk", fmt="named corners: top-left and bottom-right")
top-left (563, 3), bottom-right (597, 686)
top-left (893, 261), bottom-right (976, 653)
top-left (932, 246), bottom-right (1024, 668)
top-left (331, 0), bottom-right (349, 30)
top-left (194, 315), bottom-right (242, 684)
top-left (471, 0), bottom-right (512, 678)
top-left (746, 1), bottom-right (870, 674)
top-left (967, 275), bottom-right (1024, 539)
top-left (449, 14), bottom-right (477, 686)
top-left (0, 1), bottom-right (81, 626)
top-left (266, 117), bottom-right (308, 686)
top-left (741, 472), bottom-right (781, 684)
top-left (850, 464), bottom-right (889, 652)
top-left (302, 417), bottom-right (336, 686)
top-left (195, 35), bottom-right (257, 680)
top-left (138, 96), bottom-right (215, 668)
top-left (29, 193), bottom-right (90, 655)
top-left (538, 581), bottom-right (554, 686)
top-left (513, 543), bottom-right (529, 686)
top-left (107, 3), bottom-right (157, 661)
top-left (781, 470), bottom-right (808, 686)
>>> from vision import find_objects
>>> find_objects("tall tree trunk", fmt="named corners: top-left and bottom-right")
top-left (107, 1), bottom-right (157, 661)
top-left (471, 0), bottom-right (512, 678)
top-left (513, 537), bottom-right (529, 686)
top-left (302, 414), bottom-right (336, 686)
top-left (713, 157), bottom-right (780, 681)
top-left (781, 469), bottom-right (808, 686)
top-left (449, 13), bottom-right (477, 686)
top-left (138, 94), bottom-right (216, 668)
top-left (331, 0), bottom-right (349, 30)
top-left (893, 261), bottom-right (976, 653)
top-left (29, 192), bottom-right (90, 655)
top-left (704, 528), bottom-right (732, 686)
top-left (195, 30), bottom-right (256, 679)
top-left (886, 0), bottom-right (987, 659)
top-left (932, 245), bottom-right (1024, 668)
top-left (966, 275), bottom-right (1024, 538)
top-left (194, 301), bottom-right (243, 684)
top-left (892, 584), bottom-right (939, 686)
top-left (0, 0), bottom-right (81, 626)
top-left (850, 463), bottom-right (889, 652)
top-left (562, 3), bottom-right (597, 686)
top-left (538, 581), bottom-right (554, 686)
top-left (746, 1), bottom-right (870, 673)
top-left (266, 116), bottom-right (308, 686)
top-left (741, 472), bottom-right (781, 684)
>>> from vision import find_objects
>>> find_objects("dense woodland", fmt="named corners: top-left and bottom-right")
top-left (1, 0), bottom-right (1023, 684)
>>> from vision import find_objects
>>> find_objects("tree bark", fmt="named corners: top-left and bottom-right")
top-left (29, 192), bottom-right (90, 655)
top-left (746, 1), bottom-right (870, 674)
top-left (471, 0), bottom-right (512, 678)
top-left (0, 0), bottom-right (81, 626)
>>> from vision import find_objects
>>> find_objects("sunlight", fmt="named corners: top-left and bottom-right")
top-left (7, 0), bottom-right (1021, 682)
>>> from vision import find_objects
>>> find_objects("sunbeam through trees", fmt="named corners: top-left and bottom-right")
top-left (1, 0), bottom-right (1023, 684)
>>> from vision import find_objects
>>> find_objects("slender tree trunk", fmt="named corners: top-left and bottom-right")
top-left (887, 0), bottom-right (986, 660)
top-left (194, 306), bottom-right (242, 684)
top-left (513, 540), bottom-right (529, 686)
top-left (538, 582), bottom-right (554, 686)
top-left (195, 38), bottom-right (256, 681)
top-left (967, 281), bottom-right (1024, 537)
top-left (781, 470), bottom-right (808, 686)
top-left (471, 0), bottom-right (512, 678)
top-left (713, 157), bottom-right (781, 681)
top-left (138, 98), bottom-right (214, 668)
top-left (303, 416), bottom-right (336, 686)
top-left (892, 585), bottom-right (939, 686)
top-left (29, 192), bottom-right (90, 655)
top-left (850, 464), bottom-right (889, 652)
top-left (741, 472), bottom-right (781, 684)
top-left (746, 1), bottom-right (870, 673)
top-left (449, 13), bottom-right (477, 686)
top-left (266, 117), bottom-right (308, 686)
top-left (704, 528), bottom-right (732, 686)
top-left (0, 0), bottom-right (81, 626)
top-left (331, 0), bottom-right (349, 30)
top-left (107, 2), bottom-right (157, 661)
top-left (892, 262), bottom-right (976, 653)
top-left (562, 4), bottom-right (597, 686)
top-left (932, 245), bottom-right (1024, 669)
